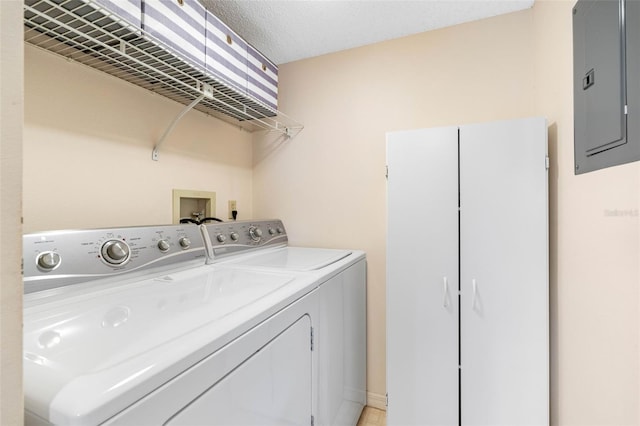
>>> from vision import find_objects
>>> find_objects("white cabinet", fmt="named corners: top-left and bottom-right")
top-left (386, 117), bottom-right (549, 426)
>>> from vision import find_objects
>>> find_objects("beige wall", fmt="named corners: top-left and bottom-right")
top-left (24, 45), bottom-right (254, 233)
top-left (0, 1), bottom-right (24, 424)
top-left (256, 0), bottom-right (640, 423)
top-left (533, 1), bottom-right (640, 424)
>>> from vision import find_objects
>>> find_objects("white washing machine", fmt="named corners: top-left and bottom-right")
top-left (22, 222), bottom-right (321, 425)
top-left (202, 220), bottom-right (367, 426)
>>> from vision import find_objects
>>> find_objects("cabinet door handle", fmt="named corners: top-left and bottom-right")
top-left (471, 278), bottom-right (478, 310)
top-left (442, 276), bottom-right (449, 308)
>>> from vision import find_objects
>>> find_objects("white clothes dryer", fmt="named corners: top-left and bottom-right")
top-left (202, 220), bottom-right (367, 426)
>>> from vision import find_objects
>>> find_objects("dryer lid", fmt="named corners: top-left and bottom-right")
top-left (227, 247), bottom-right (352, 271)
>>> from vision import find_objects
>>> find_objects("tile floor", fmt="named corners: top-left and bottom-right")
top-left (357, 406), bottom-right (387, 426)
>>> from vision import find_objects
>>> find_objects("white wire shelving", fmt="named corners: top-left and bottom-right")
top-left (24, 0), bottom-right (303, 160)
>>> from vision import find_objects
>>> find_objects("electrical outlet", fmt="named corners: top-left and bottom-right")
top-left (228, 200), bottom-right (237, 219)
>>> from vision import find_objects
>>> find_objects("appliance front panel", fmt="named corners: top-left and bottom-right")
top-left (166, 315), bottom-right (312, 426)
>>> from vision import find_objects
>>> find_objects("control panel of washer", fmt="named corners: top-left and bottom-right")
top-left (23, 224), bottom-right (206, 293)
top-left (201, 219), bottom-right (288, 260)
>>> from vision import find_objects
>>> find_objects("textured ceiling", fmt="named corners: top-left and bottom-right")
top-left (199, 0), bottom-right (535, 65)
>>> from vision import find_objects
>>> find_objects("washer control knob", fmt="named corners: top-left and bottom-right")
top-left (179, 237), bottom-right (191, 249)
top-left (268, 228), bottom-right (276, 235)
top-left (277, 227), bottom-right (284, 234)
top-left (37, 251), bottom-right (61, 271)
top-left (248, 226), bottom-right (263, 242)
top-left (216, 234), bottom-right (227, 243)
top-left (101, 240), bottom-right (130, 265)
top-left (157, 240), bottom-right (170, 252)
top-left (230, 232), bottom-right (239, 241)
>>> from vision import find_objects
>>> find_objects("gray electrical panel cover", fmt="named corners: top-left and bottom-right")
top-left (573, 0), bottom-right (640, 174)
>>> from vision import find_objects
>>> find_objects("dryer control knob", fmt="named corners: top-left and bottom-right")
top-left (276, 227), bottom-right (284, 234)
top-left (101, 240), bottom-right (130, 265)
top-left (230, 232), bottom-right (239, 241)
top-left (216, 234), bottom-right (227, 243)
top-left (157, 240), bottom-right (170, 252)
top-left (179, 237), bottom-right (191, 249)
top-left (248, 226), bottom-right (263, 242)
top-left (268, 228), bottom-right (276, 235)
top-left (37, 251), bottom-right (61, 271)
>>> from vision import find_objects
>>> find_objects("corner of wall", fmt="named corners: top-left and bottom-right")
top-left (0, 1), bottom-right (24, 424)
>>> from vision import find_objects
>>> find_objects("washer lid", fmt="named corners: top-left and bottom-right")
top-left (23, 267), bottom-right (298, 425)
top-left (228, 247), bottom-right (352, 271)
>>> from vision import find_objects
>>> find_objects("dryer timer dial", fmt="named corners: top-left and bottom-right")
top-left (248, 226), bottom-right (263, 242)
top-left (101, 240), bottom-right (130, 265)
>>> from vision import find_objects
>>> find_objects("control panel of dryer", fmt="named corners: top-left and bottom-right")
top-left (201, 219), bottom-right (288, 260)
top-left (23, 224), bottom-right (206, 293)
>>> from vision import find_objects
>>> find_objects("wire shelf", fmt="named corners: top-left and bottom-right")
top-left (23, 0), bottom-right (304, 136)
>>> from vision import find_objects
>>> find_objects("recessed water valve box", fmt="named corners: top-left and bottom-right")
top-left (172, 189), bottom-right (216, 224)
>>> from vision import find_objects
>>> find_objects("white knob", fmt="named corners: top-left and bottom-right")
top-left (268, 228), bottom-right (276, 235)
top-left (179, 237), bottom-right (191, 249)
top-left (157, 240), bottom-right (170, 252)
top-left (230, 232), bottom-right (239, 241)
top-left (37, 251), bottom-right (61, 271)
top-left (216, 234), bottom-right (227, 243)
top-left (101, 240), bottom-right (130, 265)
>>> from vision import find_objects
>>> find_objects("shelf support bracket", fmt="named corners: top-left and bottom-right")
top-left (152, 92), bottom-right (207, 161)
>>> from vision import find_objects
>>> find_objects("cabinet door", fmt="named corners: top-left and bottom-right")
top-left (459, 117), bottom-right (548, 425)
top-left (386, 127), bottom-right (459, 426)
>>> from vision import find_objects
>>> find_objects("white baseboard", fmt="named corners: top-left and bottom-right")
top-left (366, 392), bottom-right (387, 411)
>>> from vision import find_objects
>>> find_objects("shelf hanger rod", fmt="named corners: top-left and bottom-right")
top-left (152, 93), bottom-right (206, 161)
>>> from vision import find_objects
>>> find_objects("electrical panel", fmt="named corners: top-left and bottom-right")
top-left (573, 0), bottom-right (640, 174)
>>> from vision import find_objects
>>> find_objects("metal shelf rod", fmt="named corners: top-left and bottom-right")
top-left (152, 93), bottom-right (207, 161)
